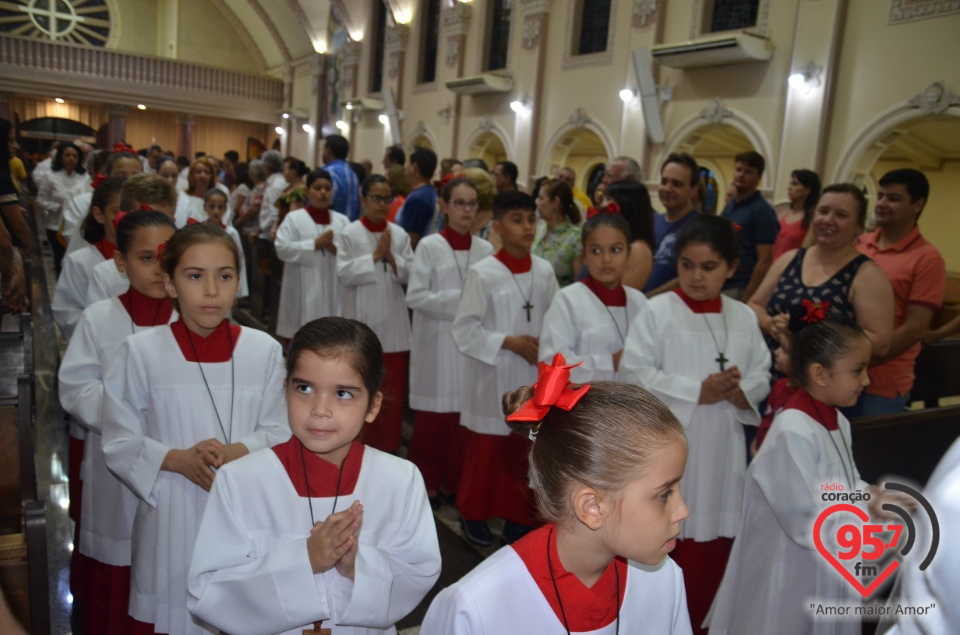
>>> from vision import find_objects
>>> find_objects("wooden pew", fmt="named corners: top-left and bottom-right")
top-left (910, 339), bottom-right (960, 408)
top-left (852, 405), bottom-right (960, 486)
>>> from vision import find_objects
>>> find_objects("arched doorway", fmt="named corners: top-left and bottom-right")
top-left (542, 128), bottom-right (609, 201)
top-left (845, 115), bottom-right (960, 272)
top-left (464, 130), bottom-right (507, 169)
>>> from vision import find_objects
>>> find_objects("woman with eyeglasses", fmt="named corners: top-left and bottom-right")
top-left (405, 177), bottom-right (495, 510)
top-left (532, 179), bottom-right (582, 287)
top-left (337, 174), bottom-right (414, 454)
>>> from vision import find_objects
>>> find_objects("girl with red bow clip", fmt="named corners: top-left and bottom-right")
top-left (422, 354), bottom-right (693, 634)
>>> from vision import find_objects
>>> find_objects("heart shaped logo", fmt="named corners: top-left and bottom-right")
top-left (813, 504), bottom-right (899, 598)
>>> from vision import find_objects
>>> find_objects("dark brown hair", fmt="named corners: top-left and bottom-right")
top-left (287, 317), bottom-right (385, 405)
top-left (540, 178), bottom-right (582, 225)
top-left (116, 210), bottom-right (176, 255)
top-left (160, 222), bottom-right (240, 276)
top-left (80, 177), bottom-right (125, 244)
top-left (503, 381), bottom-right (685, 523)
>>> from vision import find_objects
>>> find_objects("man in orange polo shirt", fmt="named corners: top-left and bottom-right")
top-left (855, 168), bottom-right (946, 416)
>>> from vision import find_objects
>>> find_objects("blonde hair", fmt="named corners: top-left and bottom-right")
top-left (503, 381), bottom-right (685, 523)
top-left (120, 173), bottom-right (177, 211)
top-left (462, 167), bottom-right (496, 211)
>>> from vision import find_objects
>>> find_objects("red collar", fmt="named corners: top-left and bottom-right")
top-left (440, 226), bottom-right (472, 251)
top-left (581, 275), bottom-right (626, 307)
top-left (171, 319), bottom-right (241, 362)
top-left (785, 389), bottom-right (839, 431)
top-left (272, 437), bottom-right (364, 498)
top-left (94, 237), bottom-right (116, 260)
top-left (305, 203), bottom-right (331, 226)
top-left (512, 524), bottom-right (626, 631)
top-left (360, 216), bottom-right (387, 233)
top-left (674, 288), bottom-right (722, 314)
top-left (119, 287), bottom-right (174, 327)
top-left (495, 249), bottom-right (532, 274)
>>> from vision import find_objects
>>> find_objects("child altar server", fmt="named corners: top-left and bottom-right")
top-left (336, 174), bottom-right (414, 454)
top-left (275, 168), bottom-right (349, 339)
top-left (452, 190), bottom-right (559, 547)
top-left (406, 177), bottom-right (493, 507)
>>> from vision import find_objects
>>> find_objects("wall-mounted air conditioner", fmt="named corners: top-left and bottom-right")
top-left (651, 32), bottom-right (773, 69)
top-left (445, 73), bottom-right (513, 95)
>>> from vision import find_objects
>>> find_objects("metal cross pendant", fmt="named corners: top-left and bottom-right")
top-left (303, 621), bottom-right (331, 635)
top-left (716, 352), bottom-right (729, 371)
top-left (523, 301), bottom-right (534, 322)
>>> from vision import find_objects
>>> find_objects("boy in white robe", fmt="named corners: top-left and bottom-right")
top-left (452, 190), bottom-right (559, 547)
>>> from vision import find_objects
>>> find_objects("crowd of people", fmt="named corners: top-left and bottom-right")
top-left (1, 117), bottom-right (957, 634)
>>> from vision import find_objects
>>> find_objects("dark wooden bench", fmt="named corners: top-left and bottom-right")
top-left (910, 339), bottom-right (960, 408)
top-left (852, 405), bottom-right (960, 486)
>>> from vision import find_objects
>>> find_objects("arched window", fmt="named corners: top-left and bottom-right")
top-left (704, 0), bottom-right (761, 33)
top-left (419, 0), bottom-right (441, 83)
top-left (369, 0), bottom-right (387, 93)
top-left (0, 0), bottom-right (112, 47)
top-left (577, 0), bottom-right (612, 55)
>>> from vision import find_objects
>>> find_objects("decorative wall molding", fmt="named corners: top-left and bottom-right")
top-left (908, 81), bottom-right (960, 114)
top-left (446, 37), bottom-right (461, 68)
top-left (562, 0), bottom-right (617, 69)
top-left (700, 99), bottom-right (734, 124)
top-left (0, 35), bottom-right (283, 122)
top-left (437, 103), bottom-right (453, 124)
top-left (568, 107), bottom-right (592, 127)
top-left (479, 115), bottom-right (495, 132)
top-left (633, 0), bottom-right (658, 29)
top-left (385, 24), bottom-right (410, 79)
top-left (244, 0), bottom-right (292, 63)
top-left (889, 0), bottom-right (960, 24)
top-left (105, 103), bottom-right (129, 115)
top-left (690, 0), bottom-right (771, 39)
top-left (523, 14), bottom-right (545, 49)
top-left (443, 3), bottom-right (472, 37)
top-left (521, 0), bottom-right (553, 15)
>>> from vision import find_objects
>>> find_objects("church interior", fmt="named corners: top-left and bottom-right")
top-left (1, 0), bottom-right (959, 633)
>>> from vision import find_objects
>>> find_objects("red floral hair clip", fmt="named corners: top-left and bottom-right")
top-left (506, 353), bottom-right (591, 440)
top-left (801, 299), bottom-right (830, 324)
top-left (604, 201), bottom-right (621, 215)
top-left (111, 210), bottom-right (128, 233)
top-left (91, 173), bottom-right (108, 189)
top-left (113, 141), bottom-right (136, 154)
top-left (156, 241), bottom-right (168, 263)
top-left (186, 217), bottom-right (200, 225)
top-left (731, 221), bottom-right (744, 231)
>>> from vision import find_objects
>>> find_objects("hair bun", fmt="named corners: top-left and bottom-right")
top-left (502, 385), bottom-right (536, 435)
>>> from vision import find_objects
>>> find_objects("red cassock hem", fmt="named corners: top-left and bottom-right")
top-left (407, 411), bottom-right (468, 493)
top-left (361, 352), bottom-right (408, 453)
top-left (671, 537), bottom-right (734, 635)
top-left (85, 561), bottom-right (135, 635)
top-left (456, 429), bottom-right (536, 525)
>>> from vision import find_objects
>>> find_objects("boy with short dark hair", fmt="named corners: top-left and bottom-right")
top-left (452, 190), bottom-right (559, 547)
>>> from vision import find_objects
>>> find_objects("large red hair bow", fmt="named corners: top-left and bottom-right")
top-left (111, 210), bottom-right (128, 233)
top-left (506, 353), bottom-right (591, 439)
top-left (113, 141), bottom-right (136, 154)
top-left (801, 299), bottom-right (830, 324)
top-left (91, 173), bottom-right (108, 189)
top-left (585, 201), bottom-right (621, 220)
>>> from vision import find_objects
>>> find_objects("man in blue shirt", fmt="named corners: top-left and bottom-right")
top-left (720, 151), bottom-right (779, 300)
top-left (645, 152), bottom-right (701, 296)
top-left (397, 146), bottom-right (438, 248)
top-left (322, 134), bottom-right (360, 220)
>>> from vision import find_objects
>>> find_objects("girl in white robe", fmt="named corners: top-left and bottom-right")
top-left (540, 213), bottom-right (648, 383)
top-left (188, 316), bottom-right (441, 635)
top-left (337, 175), bottom-right (414, 454)
top-left (421, 358), bottom-right (693, 634)
top-left (275, 168), bottom-right (350, 338)
top-left (53, 177), bottom-right (124, 341)
top-left (102, 222), bottom-right (290, 635)
top-left (452, 191), bottom-right (560, 547)
top-left (708, 310), bottom-right (914, 635)
top-left (619, 214), bottom-right (771, 634)
top-left (59, 211), bottom-right (177, 635)
top-left (406, 177), bottom-right (494, 507)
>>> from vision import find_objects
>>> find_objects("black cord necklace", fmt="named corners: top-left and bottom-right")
top-left (812, 399), bottom-right (856, 490)
top-left (185, 323), bottom-right (235, 444)
top-left (601, 303), bottom-right (628, 345)
top-left (510, 267), bottom-right (535, 322)
top-left (546, 526), bottom-right (620, 635)
top-left (701, 310), bottom-right (730, 371)
top-left (300, 441), bottom-right (347, 524)
top-left (447, 239), bottom-right (471, 281)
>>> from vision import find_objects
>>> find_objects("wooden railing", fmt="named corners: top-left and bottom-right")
top-left (0, 35), bottom-right (283, 103)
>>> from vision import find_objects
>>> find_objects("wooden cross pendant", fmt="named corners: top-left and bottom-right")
top-left (523, 300), bottom-right (534, 322)
top-left (716, 352), bottom-right (729, 371)
top-left (303, 621), bottom-right (331, 635)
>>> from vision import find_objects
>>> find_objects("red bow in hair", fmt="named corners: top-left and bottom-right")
top-left (604, 201), bottom-right (621, 215)
top-left (112, 210), bottom-right (128, 233)
top-left (91, 173), bottom-right (108, 189)
top-left (186, 217), bottom-right (200, 225)
top-left (732, 221), bottom-right (744, 231)
top-left (156, 241), bottom-right (168, 263)
top-left (138, 205), bottom-right (154, 211)
top-left (506, 353), bottom-right (591, 440)
top-left (586, 206), bottom-right (602, 219)
top-left (113, 141), bottom-right (136, 154)
top-left (801, 299), bottom-right (830, 324)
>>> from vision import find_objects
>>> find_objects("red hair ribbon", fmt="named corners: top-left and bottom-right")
top-left (91, 173), bottom-right (108, 189)
top-left (113, 141), bottom-right (136, 154)
top-left (586, 201), bottom-right (621, 220)
top-left (731, 221), bottom-right (744, 231)
top-left (138, 205), bottom-right (154, 211)
top-left (156, 241), bottom-right (168, 263)
top-left (801, 299), bottom-right (830, 324)
top-left (111, 210), bottom-right (128, 233)
top-left (506, 353), bottom-right (591, 440)
top-left (186, 217), bottom-right (200, 225)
